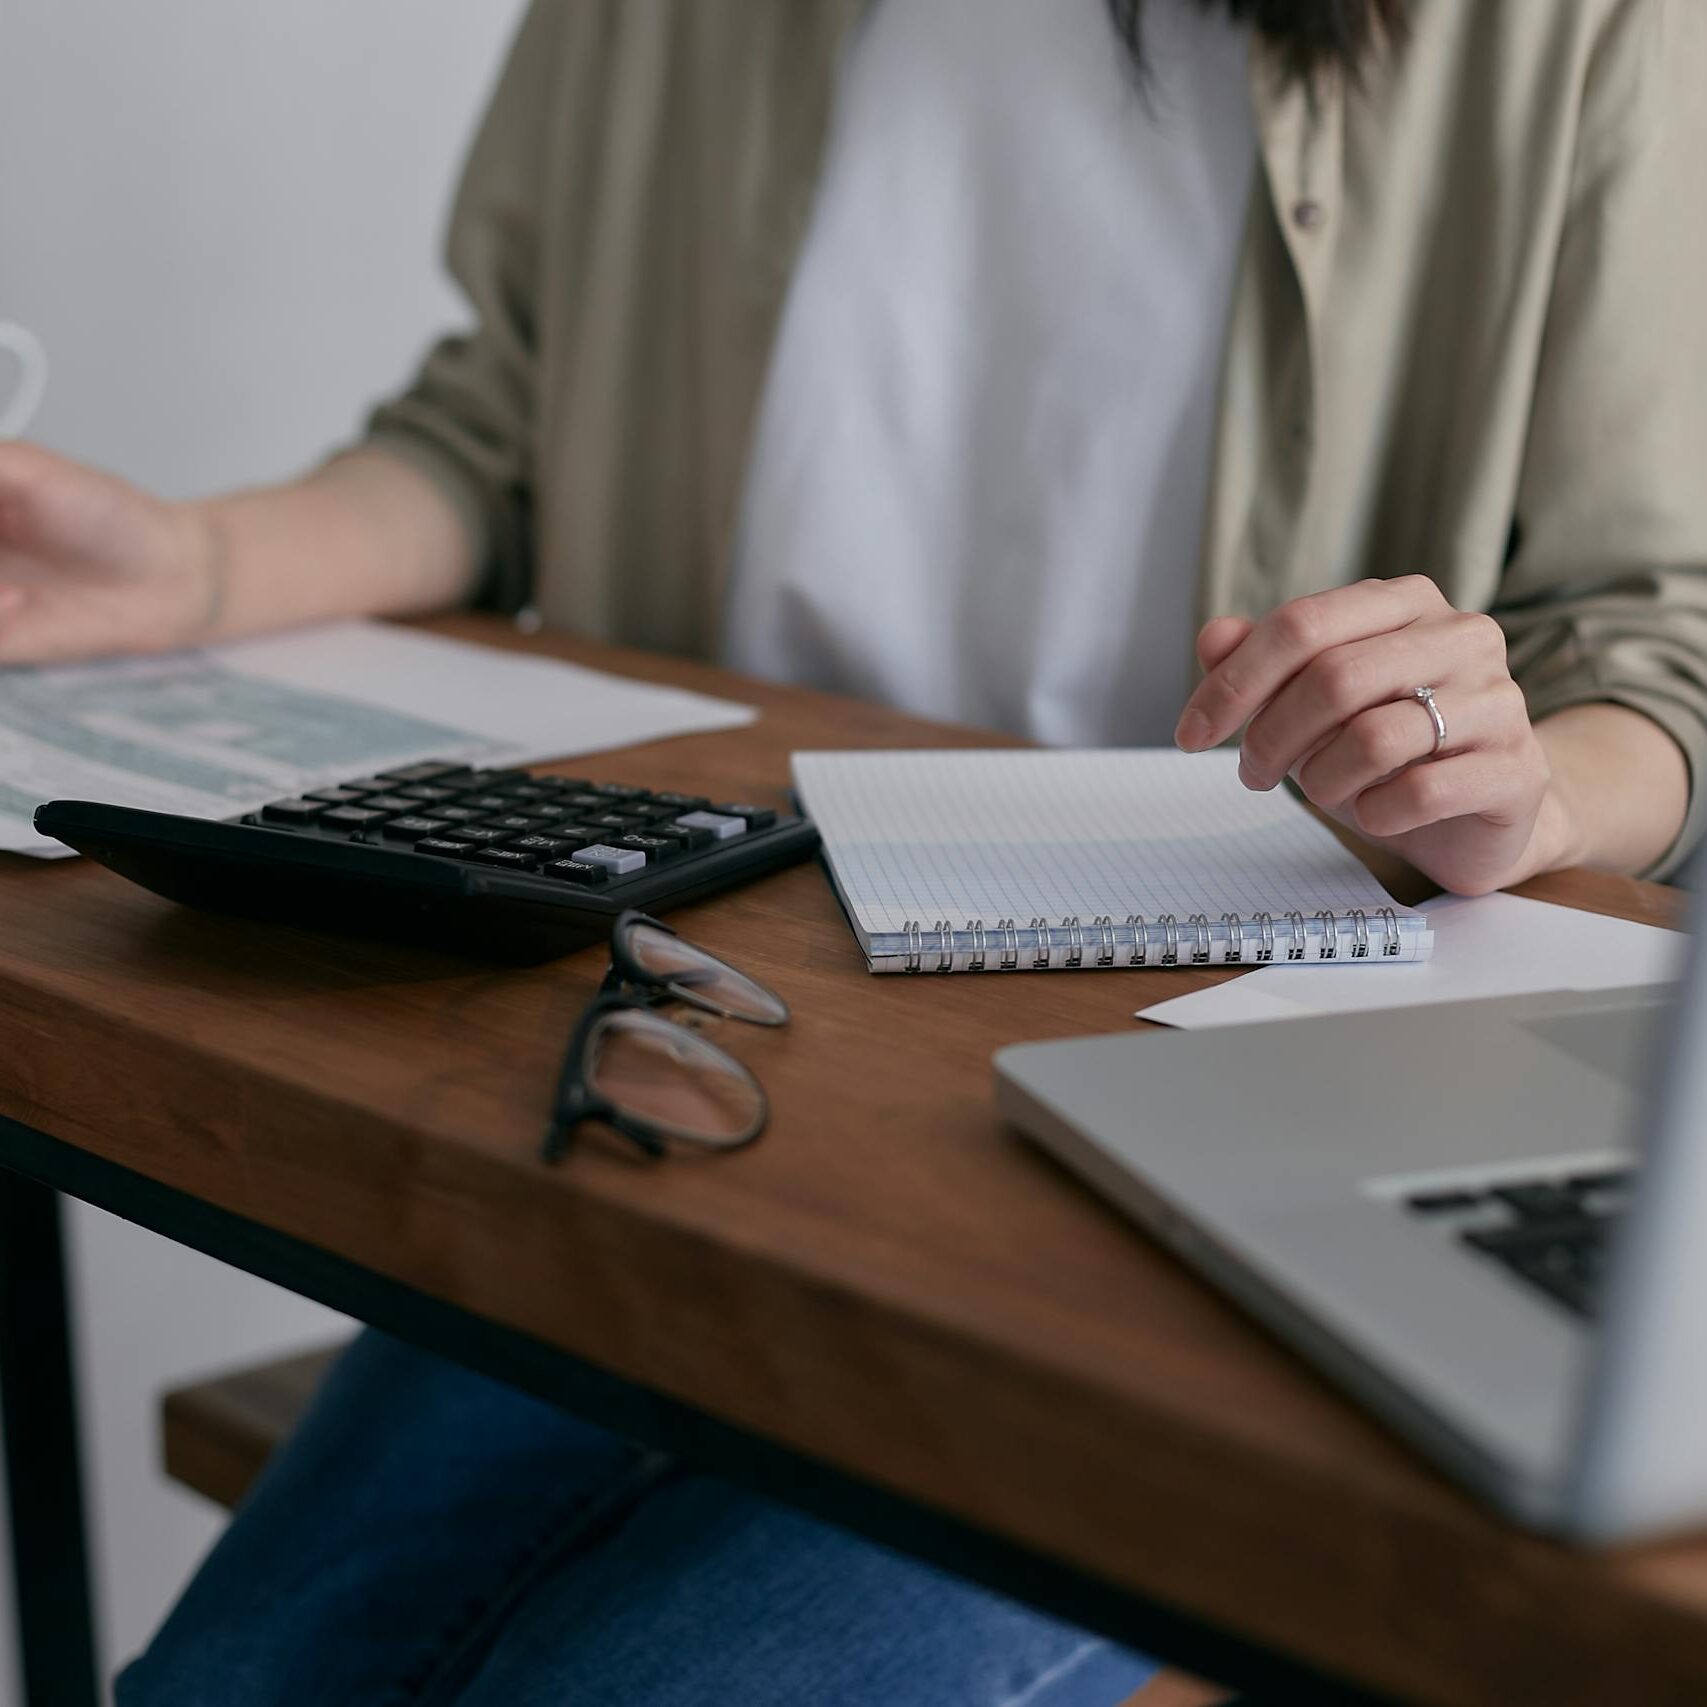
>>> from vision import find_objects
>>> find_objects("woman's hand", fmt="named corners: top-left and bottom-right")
top-left (1174, 576), bottom-right (1561, 895)
top-left (0, 441), bottom-right (221, 663)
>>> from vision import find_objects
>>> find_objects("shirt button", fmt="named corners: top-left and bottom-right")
top-left (1292, 199), bottom-right (1326, 230)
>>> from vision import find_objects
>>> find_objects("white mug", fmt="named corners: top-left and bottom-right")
top-left (0, 321), bottom-right (48, 439)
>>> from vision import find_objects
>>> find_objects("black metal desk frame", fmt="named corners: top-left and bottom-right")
top-left (0, 1113), bottom-right (1399, 1707)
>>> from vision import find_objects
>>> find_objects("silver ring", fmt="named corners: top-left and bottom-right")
top-left (1412, 684), bottom-right (1447, 754)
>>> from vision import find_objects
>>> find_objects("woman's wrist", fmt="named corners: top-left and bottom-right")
top-left (1531, 706), bottom-right (1689, 879)
top-left (1514, 762), bottom-right (1588, 885)
top-left (173, 498), bottom-right (231, 645)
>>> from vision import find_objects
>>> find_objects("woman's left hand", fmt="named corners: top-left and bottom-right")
top-left (1174, 576), bottom-right (1557, 895)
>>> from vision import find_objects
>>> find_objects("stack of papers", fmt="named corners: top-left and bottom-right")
top-left (0, 621), bottom-right (755, 857)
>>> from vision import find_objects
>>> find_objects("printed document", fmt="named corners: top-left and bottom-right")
top-left (0, 621), bottom-right (754, 856)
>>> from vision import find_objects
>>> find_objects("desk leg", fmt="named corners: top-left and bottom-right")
top-left (0, 1175), bottom-right (99, 1707)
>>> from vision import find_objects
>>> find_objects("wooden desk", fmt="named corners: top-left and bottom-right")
top-left (0, 615), bottom-right (1694, 1706)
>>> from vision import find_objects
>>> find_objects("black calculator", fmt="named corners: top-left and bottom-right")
top-left (35, 761), bottom-right (819, 961)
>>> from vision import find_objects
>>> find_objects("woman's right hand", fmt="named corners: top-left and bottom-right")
top-left (0, 441), bottom-right (220, 664)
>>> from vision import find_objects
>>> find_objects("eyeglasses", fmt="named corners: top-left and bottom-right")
top-left (542, 911), bottom-right (789, 1163)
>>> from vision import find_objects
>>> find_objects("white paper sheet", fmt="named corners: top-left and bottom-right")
top-left (1136, 891), bottom-right (1689, 1029)
top-left (0, 620), bottom-right (755, 856)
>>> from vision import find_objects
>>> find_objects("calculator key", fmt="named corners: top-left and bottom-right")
top-left (381, 815), bottom-right (452, 842)
top-left (319, 806), bottom-right (391, 828)
top-left (482, 814), bottom-right (554, 833)
top-left (541, 859), bottom-right (610, 886)
top-left (588, 811), bottom-right (650, 831)
top-left (355, 794), bottom-right (421, 814)
top-left (438, 826), bottom-right (512, 845)
top-left (431, 806), bottom-right (483, 823)
top-left (336, 777), bottom-right (396, 793)
top-left (663, 823), bottom-right (716, 851)
top-left (462, 769), bottom-right (530, 788)
top-left (648, 791), bottom-right (711, 812)
top-left (675, 810), bottom-right (747, 840)
top-left (459, 794), bottom-right (518, 812)
top-left (470, 847), bottom-right (539, 870)
top-left (612, 834), bottom-right (678, 863)
top-left (531, 776), bottom-right (590, 793)
top-left (260, 798), bottom-right (328, 825)
top-left (539, 821), bottom-right (602, 842)
top-left (588, 783), bottom-right (649, 800)
top-left (399, 784), bottom-right (467, 804)
top-left (375, 762), bottom-right (470, 784)
top-left (712, 803), bottom-right (777, 830)
top-left (573, 843), bottom-right (647, 875)
top-left (637, 827), bottom-right (697, 853)
top-left (413, 838), bottom-right (479, 859)
top-left (303, 786), bottom-right (370, 805)
top-left (562, 793), bottom-right (613, 812)
top-left (506, 835), bottom-right (582, 859)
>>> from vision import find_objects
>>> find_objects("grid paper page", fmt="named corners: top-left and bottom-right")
top-left (792, 748), bottom-right (1418, 937)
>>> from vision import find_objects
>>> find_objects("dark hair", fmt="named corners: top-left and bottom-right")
top-left (1106, 0), bottom-right (1406, 78)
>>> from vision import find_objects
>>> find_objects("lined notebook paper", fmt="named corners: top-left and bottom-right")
top-left (790, 749), bottom-right (1432, 973)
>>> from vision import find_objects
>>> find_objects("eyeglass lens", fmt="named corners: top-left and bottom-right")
top-left (584, 1007), bottom-right (766, 1148)
top-left (621, 921), bottom-right (789, 1026)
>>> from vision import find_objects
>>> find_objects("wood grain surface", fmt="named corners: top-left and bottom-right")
top-left (2, 614), bottom-right (1696, 1705)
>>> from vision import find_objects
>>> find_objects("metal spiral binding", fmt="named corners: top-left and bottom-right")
top-left (1094, 916), bottom-right (1117, 966)
top-left (897, 905), bottom-right (1406, 971)
top-left (967, 919), bottom-right (988, 973)
top-left (1378, 906), bottom-right (1401, 957)
top-left (1158, 913), bottom-right (1180, 966)
top-left (1316, 909), bottom-right (1339, 959)
top-left (1222, 913), bottom-right (1243, 963)
top-left (1030, 917), bottom-right (1052, 969)
top-left (1254, 911), bottom-right (1275, 962)
top-left (1126, 915), bottom-right (1146, 966)
top-left (1348, 908), bottom-right (1370, 959)
top-left (1063, 916), bottom-right (1085, 968)
top-left (1187, 913), bottom-right (1212, 964)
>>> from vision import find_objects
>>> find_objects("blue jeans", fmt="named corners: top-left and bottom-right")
top-left (118, 1332), bottom-right (1155, 1706)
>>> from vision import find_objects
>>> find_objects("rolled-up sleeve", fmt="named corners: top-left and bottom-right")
top-left (1494, 0), bottom-right (1707, 879)
top-left (360, 1), bottom-right (569, 614)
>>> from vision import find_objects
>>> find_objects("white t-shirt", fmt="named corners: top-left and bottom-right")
top-left (724, 0), bottom-right (1255, 747)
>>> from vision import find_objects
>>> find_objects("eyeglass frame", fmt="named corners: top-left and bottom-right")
top-left (542, 910), bottom-right (789, 1163)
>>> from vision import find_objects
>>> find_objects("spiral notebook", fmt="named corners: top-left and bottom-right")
top-left (790, 748), bottom-right (1433, 974)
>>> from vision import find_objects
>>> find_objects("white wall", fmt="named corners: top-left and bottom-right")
top-left (0, 0), bottom-right (527, 1696)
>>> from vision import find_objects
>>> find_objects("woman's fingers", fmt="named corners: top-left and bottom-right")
top-left (1176, 576), bottom-right (1448, 752)
top-left (1351, 748), bottom-right (1544, 840)
top-left (1236, 612), bottom-right (1511, 790)
top-left (1194, 614), bottom-right (1252, 674)
top-left (1295, 683), bottom-right (1526, 808)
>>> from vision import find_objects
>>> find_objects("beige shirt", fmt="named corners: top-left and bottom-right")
top-left (363, 0), bottom-right (1707, 875)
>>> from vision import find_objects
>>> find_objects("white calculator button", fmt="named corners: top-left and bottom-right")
top-left (675, 810), bottom-right (747, 840)
top-left (574, 843), bottom-right (647, 875)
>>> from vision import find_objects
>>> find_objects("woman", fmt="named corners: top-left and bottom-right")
top-left (2, 1), bottom-right (1703, 1700)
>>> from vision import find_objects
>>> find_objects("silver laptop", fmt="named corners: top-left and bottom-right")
top-left (994, 925), bottom-right (1705, 1541)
